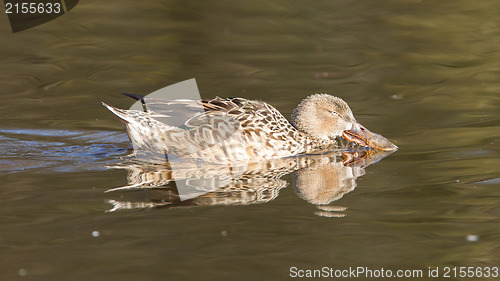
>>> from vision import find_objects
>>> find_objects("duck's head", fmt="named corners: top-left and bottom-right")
top-left (292, 94), bottom-right (397, 151)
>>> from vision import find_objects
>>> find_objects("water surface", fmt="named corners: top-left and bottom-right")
top-left (1, 0), bottom-right (499, 280)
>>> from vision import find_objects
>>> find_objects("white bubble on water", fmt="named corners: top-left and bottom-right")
top-left (466, 234), bottom-right (479, 242)
top-left (18, 268), bottom-right (27, 276)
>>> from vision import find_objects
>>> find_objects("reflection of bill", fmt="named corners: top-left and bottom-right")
top-left (107, 79), bottom-right (246, 200)
top-left (5, 0), bottom-right (79, 33)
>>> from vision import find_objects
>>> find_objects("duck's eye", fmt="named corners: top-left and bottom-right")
top-left (329, 110), bottom-right (339, 116)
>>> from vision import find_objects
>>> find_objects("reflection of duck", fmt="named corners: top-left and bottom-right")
top-left (103, 94), bottom-right (397, 163)
top-left (105, 150), bottom-right (394, 217)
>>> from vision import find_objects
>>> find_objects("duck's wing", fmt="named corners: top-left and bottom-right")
top-left (183, 97), bottom-right (265, 127)
top-left (102, 98), bottom-right (249, 162)
top-left (198, 97), bottom-right (307, 144)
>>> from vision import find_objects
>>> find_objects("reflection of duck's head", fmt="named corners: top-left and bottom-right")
top-left (293, 159), bottom-right (361, 205)
top-left (292, 94), bottom-right (398, 151)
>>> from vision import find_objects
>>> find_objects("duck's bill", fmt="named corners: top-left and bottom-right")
top-left (342, 124), bottom-right (398, 151)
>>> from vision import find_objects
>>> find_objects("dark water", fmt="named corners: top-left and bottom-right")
top-left (1, 0), bottom-right (500, 280)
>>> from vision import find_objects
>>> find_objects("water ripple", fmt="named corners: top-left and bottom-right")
top-left (0, 129), bottom-right (129, 173)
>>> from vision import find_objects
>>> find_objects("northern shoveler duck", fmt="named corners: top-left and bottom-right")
top-left (103, 94), bottom-right (397, 163)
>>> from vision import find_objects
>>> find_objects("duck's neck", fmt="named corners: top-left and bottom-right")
top-left (291, 127), bottom-right (338, 154)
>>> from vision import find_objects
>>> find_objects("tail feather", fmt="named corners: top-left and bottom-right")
top-left (102, 102), bottom-right (135, 124)
top-left (121, 93), bottom-right (147, 112)
top-left (121, 92), bottom-right (145, 101)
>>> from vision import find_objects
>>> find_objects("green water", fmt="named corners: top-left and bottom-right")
top-left (1, 0), bottom-right (499, 280)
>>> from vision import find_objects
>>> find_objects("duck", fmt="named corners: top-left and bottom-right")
top-left (103, 94), bottom-right (397, 164)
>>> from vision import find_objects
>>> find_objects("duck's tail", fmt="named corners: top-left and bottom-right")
top-left (103, 102), bottom-right (171, 159)
top-left (102, 102), bottom-right (136, 124)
